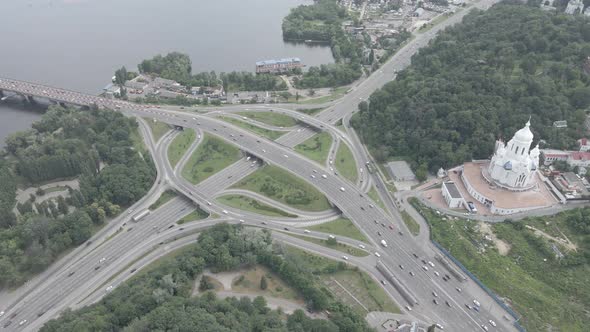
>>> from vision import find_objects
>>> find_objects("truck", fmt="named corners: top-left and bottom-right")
top-left (380, 239), bottom-right (388, 247)
top-left (132, 210), bottom-right (150, 222)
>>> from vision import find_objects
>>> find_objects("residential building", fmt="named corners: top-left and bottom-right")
top-left (578, 138), bottom-right (590, 151)
top-left (255, 58), bottom-right (303, 74)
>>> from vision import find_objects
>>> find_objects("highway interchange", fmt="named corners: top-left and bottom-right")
top-left (0, 0), bottom-right (516, 331)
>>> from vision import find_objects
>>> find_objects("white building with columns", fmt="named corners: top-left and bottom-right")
top-left (486, 120), bottom-right (540, 191)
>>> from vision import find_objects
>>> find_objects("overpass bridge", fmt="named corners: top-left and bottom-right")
top-left (0, 77), bottom-right (147, 112)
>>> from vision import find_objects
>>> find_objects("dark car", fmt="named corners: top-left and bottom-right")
top-left (130, 268), bottom-right (137, 273)
top-left (284, 227), bottom-right (289, 231)
top-left (167, 225), bottom-right (174, 229)
top-left (94, 266), bottom-right (101, 271)
top-left (3, 321), bottom-right (12, 328)
top-left (68, 271), bottom-right (75, 277)
top-left (413, 253), bottom-right (419, 258)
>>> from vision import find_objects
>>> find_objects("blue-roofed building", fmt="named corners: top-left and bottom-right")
top-left (255, 57), bottom-right (303, 74)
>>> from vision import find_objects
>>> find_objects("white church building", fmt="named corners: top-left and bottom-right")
top-left (442, 120), bottom-right (559, 215)
top-left (486, 119), bottom-right (540, 191)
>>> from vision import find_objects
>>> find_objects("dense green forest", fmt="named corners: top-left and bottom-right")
top-left (0, 106), bottom-right (155, 288)
top-left (353, 3), bottom-right (590, 173)
top-left (41, 224), bottom-right (373, 332)
top-left (137, 52), bottom-right (287, 91)
top-left (283, 0), bottom-right (364, 88)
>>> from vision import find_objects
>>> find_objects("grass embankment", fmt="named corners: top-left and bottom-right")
top-left (296, 107), bottom-right (324, 115)
top-left (220, 116), bottom-right (285, 140)
top-left (149, 190), bottom-right (177, 210)
top-left (309, 218), bottom-right (368, 243)
top-left (182, 134), bottom-right (241, 184)
top-left (217, 194), bottom-right (297, 218)
top-left (176, 207), bottom-right (210, 224)
top-left (297, 87), bottom-right (348, 104)
top-left (236, 112), bottom-right (298, 127)
top-left (288, 234), bottom-right (368, 257)
top-left (367, 186), bottom-right (386, 211)
top-left (284, 246), bottom-right (400, 315)
top-left (334, 143), bottom-right (358, 182)
top-left (144, 118), bottom-right (171, 142)
top-left (167, 128), bottom-right (196, 168)
top-left (294, 131), bottom-right (332, 164)
top-left (232, 165), bottom-right (331, 212)
top-left (414, 199), bottom-right (590, 332)
top-left (401, 211), bottom-right (420, 236)
top-left (230, 265), bottom-right (302, 301)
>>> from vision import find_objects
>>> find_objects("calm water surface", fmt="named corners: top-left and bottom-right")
top-left (0, 0), bottom-right (333, 145)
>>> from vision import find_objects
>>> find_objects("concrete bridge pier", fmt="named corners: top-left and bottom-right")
top-left (25, 95), bottom-right (38, 106)
top-left (0, 89), bottom-right (4, 98)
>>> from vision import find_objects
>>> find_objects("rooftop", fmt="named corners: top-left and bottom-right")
top-left (443, 182), bottom-right (462, 199)
top-left (387, 161), bottom-right (416, 181)
top-left (570, 151), bottom-right (590, 161)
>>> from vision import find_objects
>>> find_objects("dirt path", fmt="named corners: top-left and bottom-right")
top-left (525, 225), bottom-right (577, 251)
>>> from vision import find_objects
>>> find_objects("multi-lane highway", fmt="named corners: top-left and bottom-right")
top-left (0, 0), bottom-right (516, 331)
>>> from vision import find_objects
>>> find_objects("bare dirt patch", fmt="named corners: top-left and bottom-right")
top-left (479, 221), bottom-right (511, 256)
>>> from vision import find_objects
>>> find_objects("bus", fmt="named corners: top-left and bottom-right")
top-left (132, 210), bottom-right (150, 222)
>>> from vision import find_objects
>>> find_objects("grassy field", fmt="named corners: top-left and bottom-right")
top-left (149, 190), bottom-right (177, 210)
top-left (294, 131), bottom-right (332, 164)
top-left (181, 134), bottom-right (242, 184)
top-left (297, 87), bottom-right (349, 104)
top-left (414, 200), bottom-right (590, 332)
top-left (235, 112), bottom-right (298, 127)
top-left (167, 128), bottom-right (196, 168)
top-left (217, 194), bottom-right (297, 218)
top-left (176, 208), bottom-right (209, 224)
top-left (144, 117), bottom-right (171, 142)
top-left (288, 234), bottom-right (369, 257)
top-left (309, 218), bottom-right (368, 243)
top-left (231, 265), bottom-right (302, 301)
top-left (334, 143), bottom-right (358, 182)
top-left (220, 116), bottom-right (285, 140)
top-left (232, 165), bottom-right (331, 212)
top-left (283, 246), bottom-right (399, 315)
top-left (367, 186), bottom-right (386, 211)
top-left (401, 210), bottom-right (420, 236)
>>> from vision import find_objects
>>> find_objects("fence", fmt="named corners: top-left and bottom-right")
top-left (431, 240), bottom-right (527, 332)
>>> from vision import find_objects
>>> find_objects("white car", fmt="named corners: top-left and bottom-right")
top-left (341, 255), bottom-right (348, 260)
top-left (489, 320), bottom-right (497, 327)
top-left (99, 257), bottom-right (106, 264)
top-left (310, 175), bottom-right (316, 179)
top-left (434, 271), bottom-right (440, 277)
top-left (262, 149), bottom-right (266, 153)
top-left (321, 174), bottom-right (327, 179)
top-left (456, 287), bottom-right (462, 293)
top-left (222, 210), bottom-right (228, 214)
top-left (405, 305), bottom-right (412, 311)
top-left (239, 219), bottom-right (245, 223)
top-left (473, 299), bottom-right (481, 307)
top-left (19, 320), bottom-right (27, 326)
top-left (481, 325), bottom-right (489, 331)
top-left (435, 323), bottom-right (444, 330)
top-left (374, 252), bottom-right (381, 257)
top-left (422, 266), bottom-right (429, 271)
top-left (428, 261), bottom-right (435, 267)
top-left (106, 285), bottom-right (113, 292)
top-left (0, 311), bottom-right (4, 317)
top-left (283, 154), bottom-right (288, 158)
top-left (328, 235), bottom-right (335, 239)
top-left (358, 244), bottom-right (366, 249)
top-left (339, 187), bottom-right (345, 192)
top-left (304, 229), bottom-right (310, 233)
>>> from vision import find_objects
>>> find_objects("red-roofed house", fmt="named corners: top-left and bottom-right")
top-left (568, 151), bottom-right (590, 168)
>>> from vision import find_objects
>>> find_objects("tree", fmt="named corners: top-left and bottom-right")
top-left (115, 66), bottom-right (128, 85)
top-left (57, 196), bottom-right (68, 215)
top-left (199, 276), bottom-right (214, 291)
top-left (260, 275), bottom-right (268, 290)
top-left (326, 237), bottom-right (338, 246)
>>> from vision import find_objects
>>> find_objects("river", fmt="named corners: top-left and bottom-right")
top-left (0, 0), bottom-right (333, 146)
